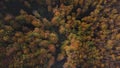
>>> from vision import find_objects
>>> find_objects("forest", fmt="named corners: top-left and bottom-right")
top-left (0, 0), bottom-right (120, 68)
